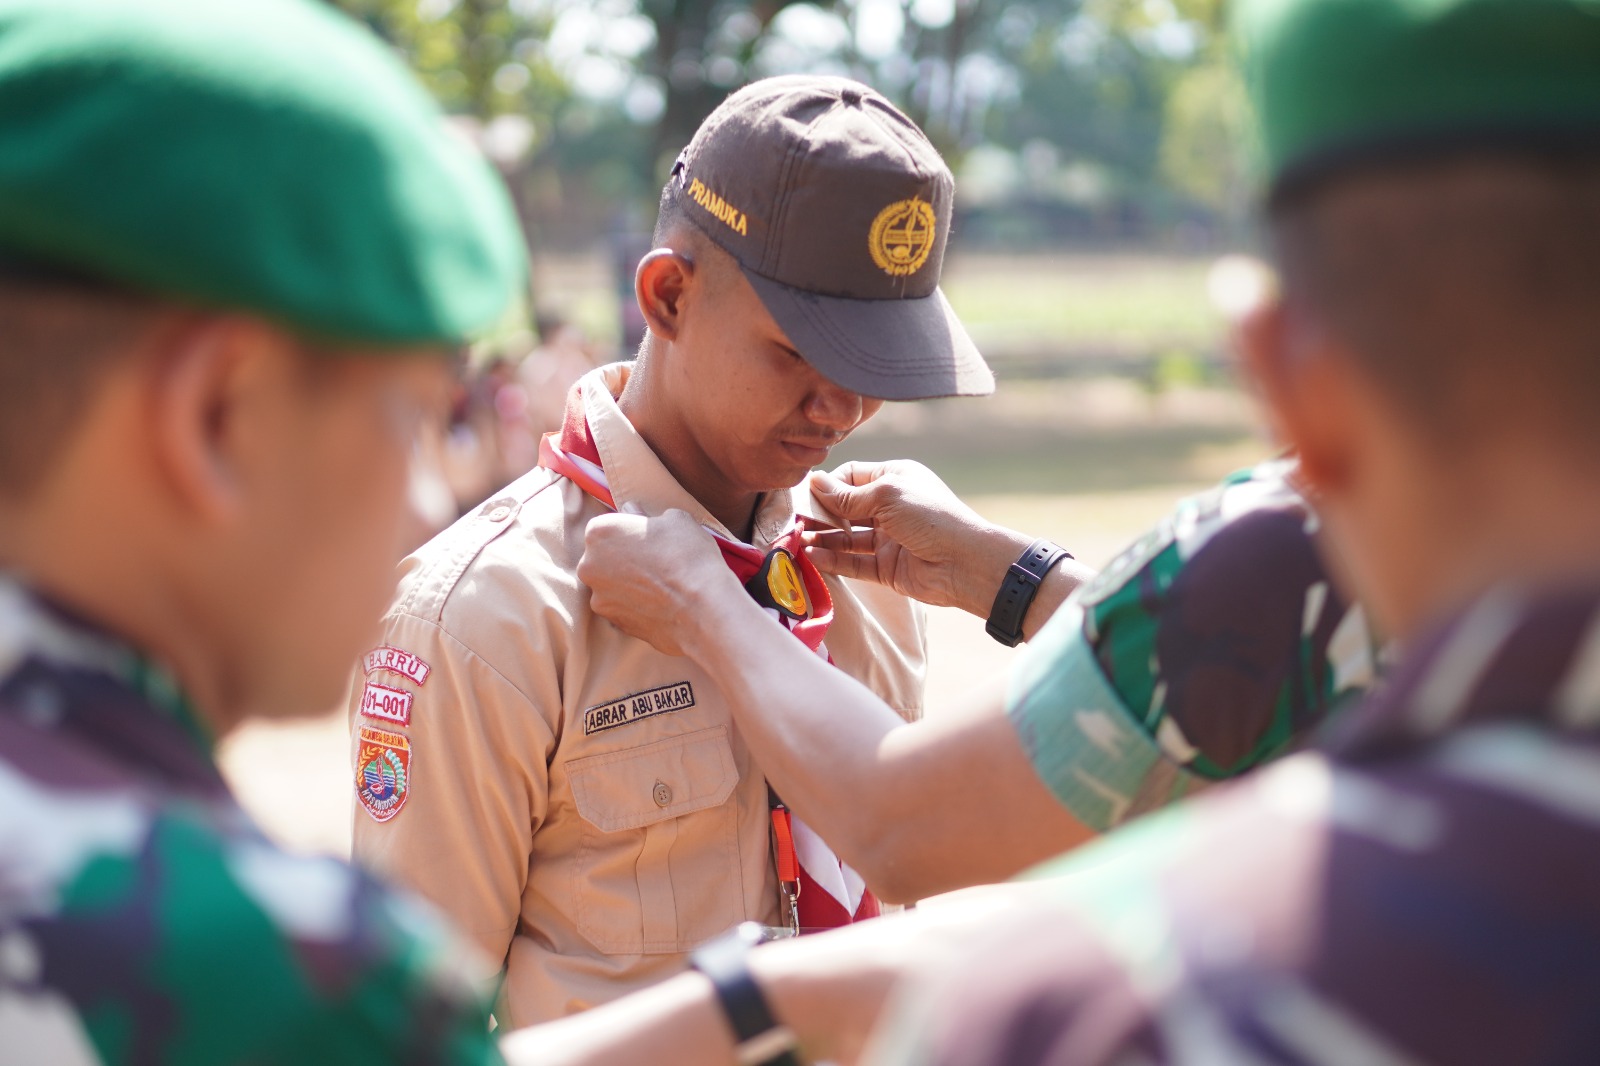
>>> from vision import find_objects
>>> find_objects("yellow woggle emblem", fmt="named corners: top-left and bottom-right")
top-left (746, 546), bottom-right (810, 620)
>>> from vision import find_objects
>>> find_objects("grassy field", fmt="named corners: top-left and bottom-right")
top-left (526, 249), bottom-right (1228, 366)
top-left (939, 252), bottom-right (1224, 361)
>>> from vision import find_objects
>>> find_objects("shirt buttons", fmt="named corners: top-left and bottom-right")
top-left (652, 780), bottom-right (673, 807)
top-left (487, 506), bottom-right (512, 522)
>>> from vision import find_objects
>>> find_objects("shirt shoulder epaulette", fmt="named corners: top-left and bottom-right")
top-left (392, 465), bottom-right (570, 626)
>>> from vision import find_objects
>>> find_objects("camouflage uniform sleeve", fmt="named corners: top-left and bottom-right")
top-left (1003, 461), bottom-right (1376, 832)
top-left (25, 791), bottom-right (503, 1066)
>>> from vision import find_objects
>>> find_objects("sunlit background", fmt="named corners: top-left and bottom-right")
top-left (219, 0), bottom-right (1272, 856)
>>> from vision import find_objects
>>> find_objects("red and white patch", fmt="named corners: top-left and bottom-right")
top-left (363, 645), bottom-right (431, 686)
top-left (358, 680), bottom-right (413, 726)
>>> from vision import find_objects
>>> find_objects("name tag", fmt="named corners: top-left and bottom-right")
top-left (583, 682), bottom-right (696, 735)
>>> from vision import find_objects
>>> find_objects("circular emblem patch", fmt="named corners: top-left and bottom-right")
top-left (868, 199), bottom-right (937, 277)
top-left (356, 725), bottom-right (411, 824)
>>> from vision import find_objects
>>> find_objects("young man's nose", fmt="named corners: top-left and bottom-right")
top-left (803, 381), bottom-right (872, 431)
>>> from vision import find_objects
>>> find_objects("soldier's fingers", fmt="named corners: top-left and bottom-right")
top-left (811, 470), bottom-right (903, 525)
top-left (650, 507), bottom-right (713, 538)
top-left (582, 511), bottom-right (648, 543)
top-left (800, 527), bottom-right (879, 555)
top-left (802, 543), bottom-right (879, 582)
top-left (822, 460), bottom-right (893, 488)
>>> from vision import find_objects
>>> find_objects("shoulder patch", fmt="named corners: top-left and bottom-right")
top-left (583, 682), bottom-right (696, 735)
top-left (356, 725), bottom-right (411, 823)
top-left (363, 645), bottom-right (431, 686)
top-left (358, 680), bottom-right (413, 726)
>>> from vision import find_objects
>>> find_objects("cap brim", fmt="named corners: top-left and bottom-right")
top-left (742, 268), bottom-right (995, 401)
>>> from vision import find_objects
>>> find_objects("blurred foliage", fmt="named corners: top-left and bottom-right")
top-left (323, 0), bottom-right (1252, 249)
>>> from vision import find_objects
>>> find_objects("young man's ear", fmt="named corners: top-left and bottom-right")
top-left (635, 248), bottom-right (695, 343)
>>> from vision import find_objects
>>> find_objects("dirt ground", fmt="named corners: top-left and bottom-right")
top-left (218, 377), bottom-right (1270, 858)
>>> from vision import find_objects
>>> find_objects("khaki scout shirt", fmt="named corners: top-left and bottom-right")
top-left (349, 363), bottom-right (926, 1027)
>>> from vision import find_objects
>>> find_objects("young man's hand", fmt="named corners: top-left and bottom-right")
top-left (579, 509), bottom-right (752, 657)
top-left (804, 460), bottom-right (1034, 617)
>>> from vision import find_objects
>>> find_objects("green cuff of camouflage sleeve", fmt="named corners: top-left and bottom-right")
top-left (1005, 599), bottom-right (1200, 833)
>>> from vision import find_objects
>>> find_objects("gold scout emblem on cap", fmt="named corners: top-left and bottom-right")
top-left (868, 198), bottom-right (937, 277)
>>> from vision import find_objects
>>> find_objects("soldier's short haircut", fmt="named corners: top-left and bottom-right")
top-left (0, 274), bottom-right (155, 498)
top-left (1271, 151), bottom-right (1600, 447)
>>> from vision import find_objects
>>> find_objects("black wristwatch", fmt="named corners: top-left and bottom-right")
top-left (689, 922), bottom-right (803, 1066)
top-left (985, 538), bottom-right (1073, 647)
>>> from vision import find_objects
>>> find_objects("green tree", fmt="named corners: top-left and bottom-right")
top-left (320, 0), bottom-right (1248, 246)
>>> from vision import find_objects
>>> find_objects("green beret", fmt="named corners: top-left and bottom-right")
top-left (0, 0), bottom-right (525, 345)
top-left (1234, 0), bottom-right (1600, 197)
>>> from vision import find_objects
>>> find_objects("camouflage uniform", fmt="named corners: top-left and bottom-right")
top-left (870, 583), bottom-right (1600, 1065)
top-left (1006, 460), bottom-right (1377, 831)
top-left (0, 577), bottom-right (503, 1066)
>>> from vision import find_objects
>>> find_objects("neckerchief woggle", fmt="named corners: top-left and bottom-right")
top-left (539, 384), bottom-right (880, 933)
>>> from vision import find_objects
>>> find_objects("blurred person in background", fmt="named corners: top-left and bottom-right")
top-left (347, 74), bottom-right (999, 1029)
top-left (0, 0), bottom-right (536, 1061)
top-left (521, 310), bottom-right (601, 438)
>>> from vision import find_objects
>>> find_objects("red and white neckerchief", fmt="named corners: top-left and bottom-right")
top-left (540, 384), bottom-right (879, 932)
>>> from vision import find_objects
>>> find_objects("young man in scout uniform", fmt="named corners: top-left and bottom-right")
top-left (348, 74), bottom-right (994, 1027)
top-left (0, 0), bottom-right (538, 1062)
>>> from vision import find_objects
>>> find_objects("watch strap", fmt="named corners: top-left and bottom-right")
top-left (985, 538), bottom-right (1072, 647)
top-left (690, 923), bottom-right (803, 1066)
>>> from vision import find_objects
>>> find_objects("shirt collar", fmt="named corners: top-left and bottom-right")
top-left (0, 574), bottom-right (213, 754)
top-left (1323, 582), bottom-right (1600, 760)
top-left (581, 362), bottom-right (802, 549)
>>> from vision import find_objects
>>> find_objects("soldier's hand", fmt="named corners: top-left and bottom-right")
top-left (579, 509), bottom-right (744, 657)
top-left (803, 460), bottom-right (1035, 617)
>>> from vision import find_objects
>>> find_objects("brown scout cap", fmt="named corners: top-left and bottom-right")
top-left (667, 75), bottom-right (994, 401)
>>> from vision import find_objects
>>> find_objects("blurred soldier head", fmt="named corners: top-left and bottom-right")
top-left (1232, 0), bottom-right (1600, 637)
top-left (633, 75), bottom-right (993, 495)
top-left (0, 0), bottom-right (524, 731)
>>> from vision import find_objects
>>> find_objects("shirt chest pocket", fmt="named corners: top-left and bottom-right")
top-left (567, 725), bottom-right (745, 954)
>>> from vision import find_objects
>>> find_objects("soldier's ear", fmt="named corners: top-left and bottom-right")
top-left (148, 315), bottom-right (288, 527)
top-left (635, 248), bottom-right (696, 344)
top-left (1239, 295), bottom-right (1367, 499)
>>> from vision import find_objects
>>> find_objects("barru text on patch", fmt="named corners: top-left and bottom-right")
top-left (359, 680), bottom-right (413, 726)
top-left (363, 644), bottom-right (431, 686)
top-left (583, 681), bottom-right (696, 735)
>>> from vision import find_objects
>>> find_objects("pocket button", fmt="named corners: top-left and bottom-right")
top-left (651, 780), bottom-right (673, 808)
